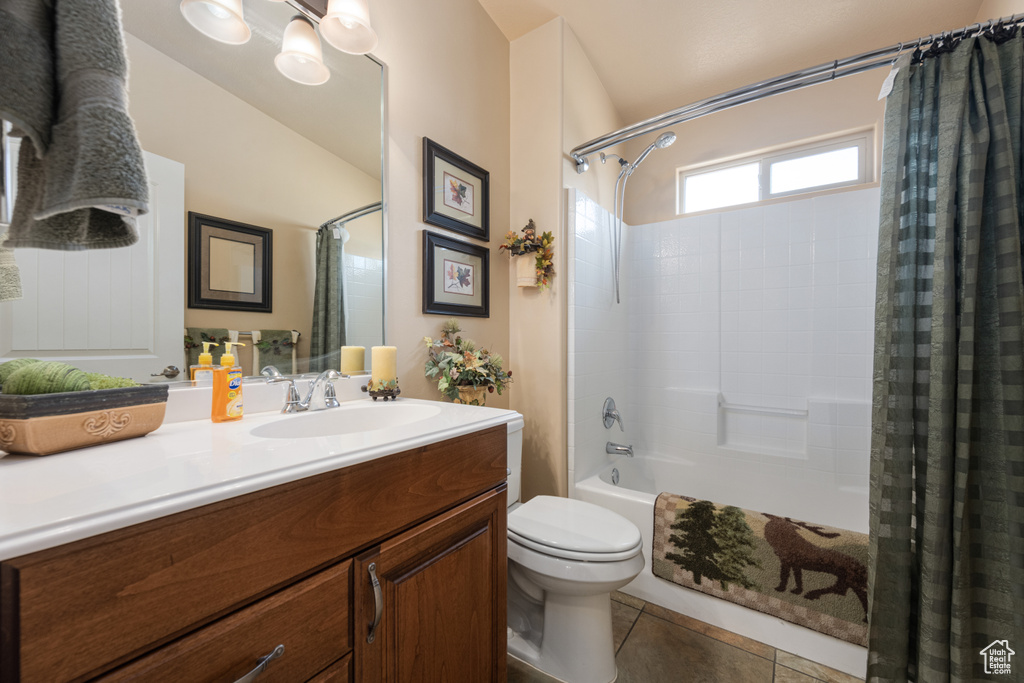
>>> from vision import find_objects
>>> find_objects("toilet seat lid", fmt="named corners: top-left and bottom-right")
top-left (508, 495), bottom-right (642, 555)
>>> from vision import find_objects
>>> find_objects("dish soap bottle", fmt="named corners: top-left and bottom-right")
top-left (212, 342), bottom-right (245, 423)
top-left (190, 342), bottom-right (218, 386)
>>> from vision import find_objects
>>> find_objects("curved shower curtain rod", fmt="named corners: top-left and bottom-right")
top-left (318, 201), bottom-right (383, 232)
top-left (570, 13), bottom-right (1024, 173)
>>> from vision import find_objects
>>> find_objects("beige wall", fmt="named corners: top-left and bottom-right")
top-left (622, 5), bottom-right (1024, 227)
top-left (126, 35), bottom-right (380, 372)
top-left (372, 0), bottom-right (511, 409)
top-left (507, 19), bottom-right (623, 500)
top-left (510, 18), bottom-right (565, 499)
top-left (622, 70), bottom-right (887, 226)
top-left (976, 0), bottom-right (1024, 20)
top-left (562, 26), bottom-right (624, 215)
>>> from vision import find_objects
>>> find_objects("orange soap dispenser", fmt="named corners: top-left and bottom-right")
top-left (190, 341), bottom-right (218, 386)
top-left (212, 342), bottom-right (245, 422)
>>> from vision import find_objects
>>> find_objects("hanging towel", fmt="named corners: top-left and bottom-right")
top-left (0, 0), bottom-right (149, 251)
top-left (254, 330), bottom-right (298, 375)
top-left (0, 227), bottom-right (21, 302)
top-left (184, 327), bottom-right (230, 368)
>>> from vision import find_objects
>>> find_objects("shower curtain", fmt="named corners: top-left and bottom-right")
top-left (869, 32), bottom-right (1024, 682)
top-left (309, 226), bottom-right (346, 373)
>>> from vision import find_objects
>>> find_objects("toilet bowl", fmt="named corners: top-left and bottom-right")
top-left (504, 429), bottom-right (644, 683)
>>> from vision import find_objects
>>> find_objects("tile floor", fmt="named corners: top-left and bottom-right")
top-left (508, 592), bottom-right (864, 683)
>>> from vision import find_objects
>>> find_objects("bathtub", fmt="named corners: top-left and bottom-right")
top-left (575, 455), bottom-right (868, 679)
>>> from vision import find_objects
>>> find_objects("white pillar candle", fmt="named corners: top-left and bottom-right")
top-left (370, 346), bottom-right (398, 390)
top-left (340, 345), bottom-right (365, 374)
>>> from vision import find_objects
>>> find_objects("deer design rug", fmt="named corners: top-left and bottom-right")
top-left (652, 493), bottom-right (868, 646)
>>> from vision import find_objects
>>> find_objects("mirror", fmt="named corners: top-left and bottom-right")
top-left (0, 0), bottom-right (385, 380)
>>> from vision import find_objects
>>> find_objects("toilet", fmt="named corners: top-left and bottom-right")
top-left (505, 419), bottom-right (645, 683)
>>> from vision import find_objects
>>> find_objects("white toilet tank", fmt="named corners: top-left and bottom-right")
top-left (507, 416), bottom-right (525, 506)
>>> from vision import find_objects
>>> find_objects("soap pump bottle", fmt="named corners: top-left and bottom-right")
top-left (212, 342), bottom-right (245, 423)
top-left (190, 342), bottom-right (218, 386)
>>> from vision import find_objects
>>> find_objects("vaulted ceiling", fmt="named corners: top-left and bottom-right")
top-left (477, 0), bottom-right (985, 125)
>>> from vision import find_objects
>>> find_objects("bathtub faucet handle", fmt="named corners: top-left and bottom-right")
top-left (602, 397), bottom-right (624, 431)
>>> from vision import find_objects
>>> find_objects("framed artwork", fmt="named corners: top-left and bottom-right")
top-left (422, 231), bottom-right (489, 318)
top-left (188, 212), bottom-right (272, 313)
top-left (422, 137), bottom-right (490, 241)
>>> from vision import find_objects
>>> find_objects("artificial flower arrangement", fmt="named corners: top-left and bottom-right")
top-left (424, 318), bottom-right (512, 405)
top-left (500, 219), bottom-right (555, 289)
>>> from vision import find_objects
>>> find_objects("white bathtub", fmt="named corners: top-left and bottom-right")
top-left (575, 455), bottom-right (868, 679)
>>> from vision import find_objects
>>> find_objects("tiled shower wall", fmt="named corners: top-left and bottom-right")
top-left (568, 187), bottom-right (879, 494)
top-left (567, 190), bottom-right (630, 492)
top-left (343, 253), bottom-right (384, 354)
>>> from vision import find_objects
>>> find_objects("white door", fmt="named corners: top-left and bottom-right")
top-left (0, 151), bottom-right (185, 382)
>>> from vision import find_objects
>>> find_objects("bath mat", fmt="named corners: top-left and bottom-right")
top-left (652, 493), bottom-right (868, 646)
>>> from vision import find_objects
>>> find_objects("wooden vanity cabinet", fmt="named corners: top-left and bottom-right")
top-left (0, 425), bottom-right (508, 683)
top-left (354, 486), bottom-right (507, 683)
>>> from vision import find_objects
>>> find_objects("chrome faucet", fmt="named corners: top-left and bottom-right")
top-left (606, 441), bottom-right (634, 458)
top-left (602, 397), bottom-right (624, 431)
top-left (262, 367), bottom-right (347, 413)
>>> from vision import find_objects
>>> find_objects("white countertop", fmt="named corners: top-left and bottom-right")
top-left (0, 395), bottom-right (521, 561)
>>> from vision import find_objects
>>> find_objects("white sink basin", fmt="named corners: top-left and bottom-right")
top-left (250, 403), bottom-right (442, 439)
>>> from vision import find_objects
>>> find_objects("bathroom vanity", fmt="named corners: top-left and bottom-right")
top-left (0, 395), bottom-right (517, 682)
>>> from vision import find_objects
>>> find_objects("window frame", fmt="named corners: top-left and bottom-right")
top-left (677, 130), bottom-right (874, 215)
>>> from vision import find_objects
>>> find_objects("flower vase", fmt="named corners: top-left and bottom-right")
top-left (456, 385), bottom-right (487, 406)
top-left (515, 254), bottom-right (537, 288)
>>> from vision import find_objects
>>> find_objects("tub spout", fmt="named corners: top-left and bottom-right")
top-left (606, 441), bottom-right (634, 457)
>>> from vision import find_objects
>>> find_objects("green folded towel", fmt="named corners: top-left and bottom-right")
top-left (185, 328), bottom-right (230, 368)
top-left (255, 330), bottom-right (296, 374)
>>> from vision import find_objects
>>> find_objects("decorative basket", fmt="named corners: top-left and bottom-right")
top-left (0, 384), bottom-right (169, 456)
top-left (455, 385), bottom-right (487, 406)
top-left (515, 255), bottom-right (537, 288)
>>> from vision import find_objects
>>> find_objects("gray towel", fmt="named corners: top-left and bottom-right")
top-left (0, 227), bottom-right (21, 302)
top-left (0, 0), bottom-right (149, 251)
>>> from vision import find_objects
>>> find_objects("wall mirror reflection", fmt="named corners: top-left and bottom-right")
top-left (0, 0), bottom-right (386, 382)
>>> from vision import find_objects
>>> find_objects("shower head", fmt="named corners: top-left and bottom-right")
top-left (654, 131), bottom-right (677, 148)
top-left (628, 131), bottom-right (676, 174)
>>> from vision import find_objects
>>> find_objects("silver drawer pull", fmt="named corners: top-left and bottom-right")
top-left (367, 562), bottom-right (383, 643)
top-left (233, 644), bottom-right (284, 683)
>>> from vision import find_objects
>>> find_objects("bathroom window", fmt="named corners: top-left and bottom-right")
top-left (678, 130), bottom-right (872, 214)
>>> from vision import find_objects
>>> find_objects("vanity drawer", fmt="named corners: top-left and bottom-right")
top-left (0, 425), bottom-right (506, 682)
top-left (96, 560), bottom-right (351, 683)
top-left (310, 653), bottom-right (352, 682)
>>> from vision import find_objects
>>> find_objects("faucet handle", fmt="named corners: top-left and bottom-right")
top-left (602, 397), bottom-right (624, 431)
top-left (262, 368), bottom-right (303, 413)
top-left (324, 381), bottom-right (341, 409)
top-left (261, 366), bottom-right (285, 380)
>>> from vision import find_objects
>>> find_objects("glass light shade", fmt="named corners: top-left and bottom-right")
top-left (275, 16), bottom-right (330, 85)
top-left (179, 0), bottom-right (251, 45)
top-left (321, 0), bottom-right (378, 55)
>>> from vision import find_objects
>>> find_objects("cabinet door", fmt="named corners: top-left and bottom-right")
top-left (354, 487), bottom-right (507, 683)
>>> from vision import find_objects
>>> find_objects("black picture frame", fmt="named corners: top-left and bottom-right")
top-left (422, 137), bottom-right (489, 241)
top-left (188, 212), bottom-right (273, 313)
top-left (422, 231), bottom-right (489, 318)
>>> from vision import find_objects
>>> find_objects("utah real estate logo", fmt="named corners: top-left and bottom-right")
top-left (980, 640), bottom-right (1015, 675)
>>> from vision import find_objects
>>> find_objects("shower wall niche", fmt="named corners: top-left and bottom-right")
top-left (568, 186), bottom-right (879, 495)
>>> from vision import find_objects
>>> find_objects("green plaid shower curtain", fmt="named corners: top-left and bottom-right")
top-left (869, 33), bottom-right (1024, 682)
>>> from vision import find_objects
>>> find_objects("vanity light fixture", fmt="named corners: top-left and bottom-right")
top-left (320, 0), bottom-right (379, 55)
top-left (275, 15), bottom-right (331, 85)
top-left (179, 0), bottom-right (251, 45)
